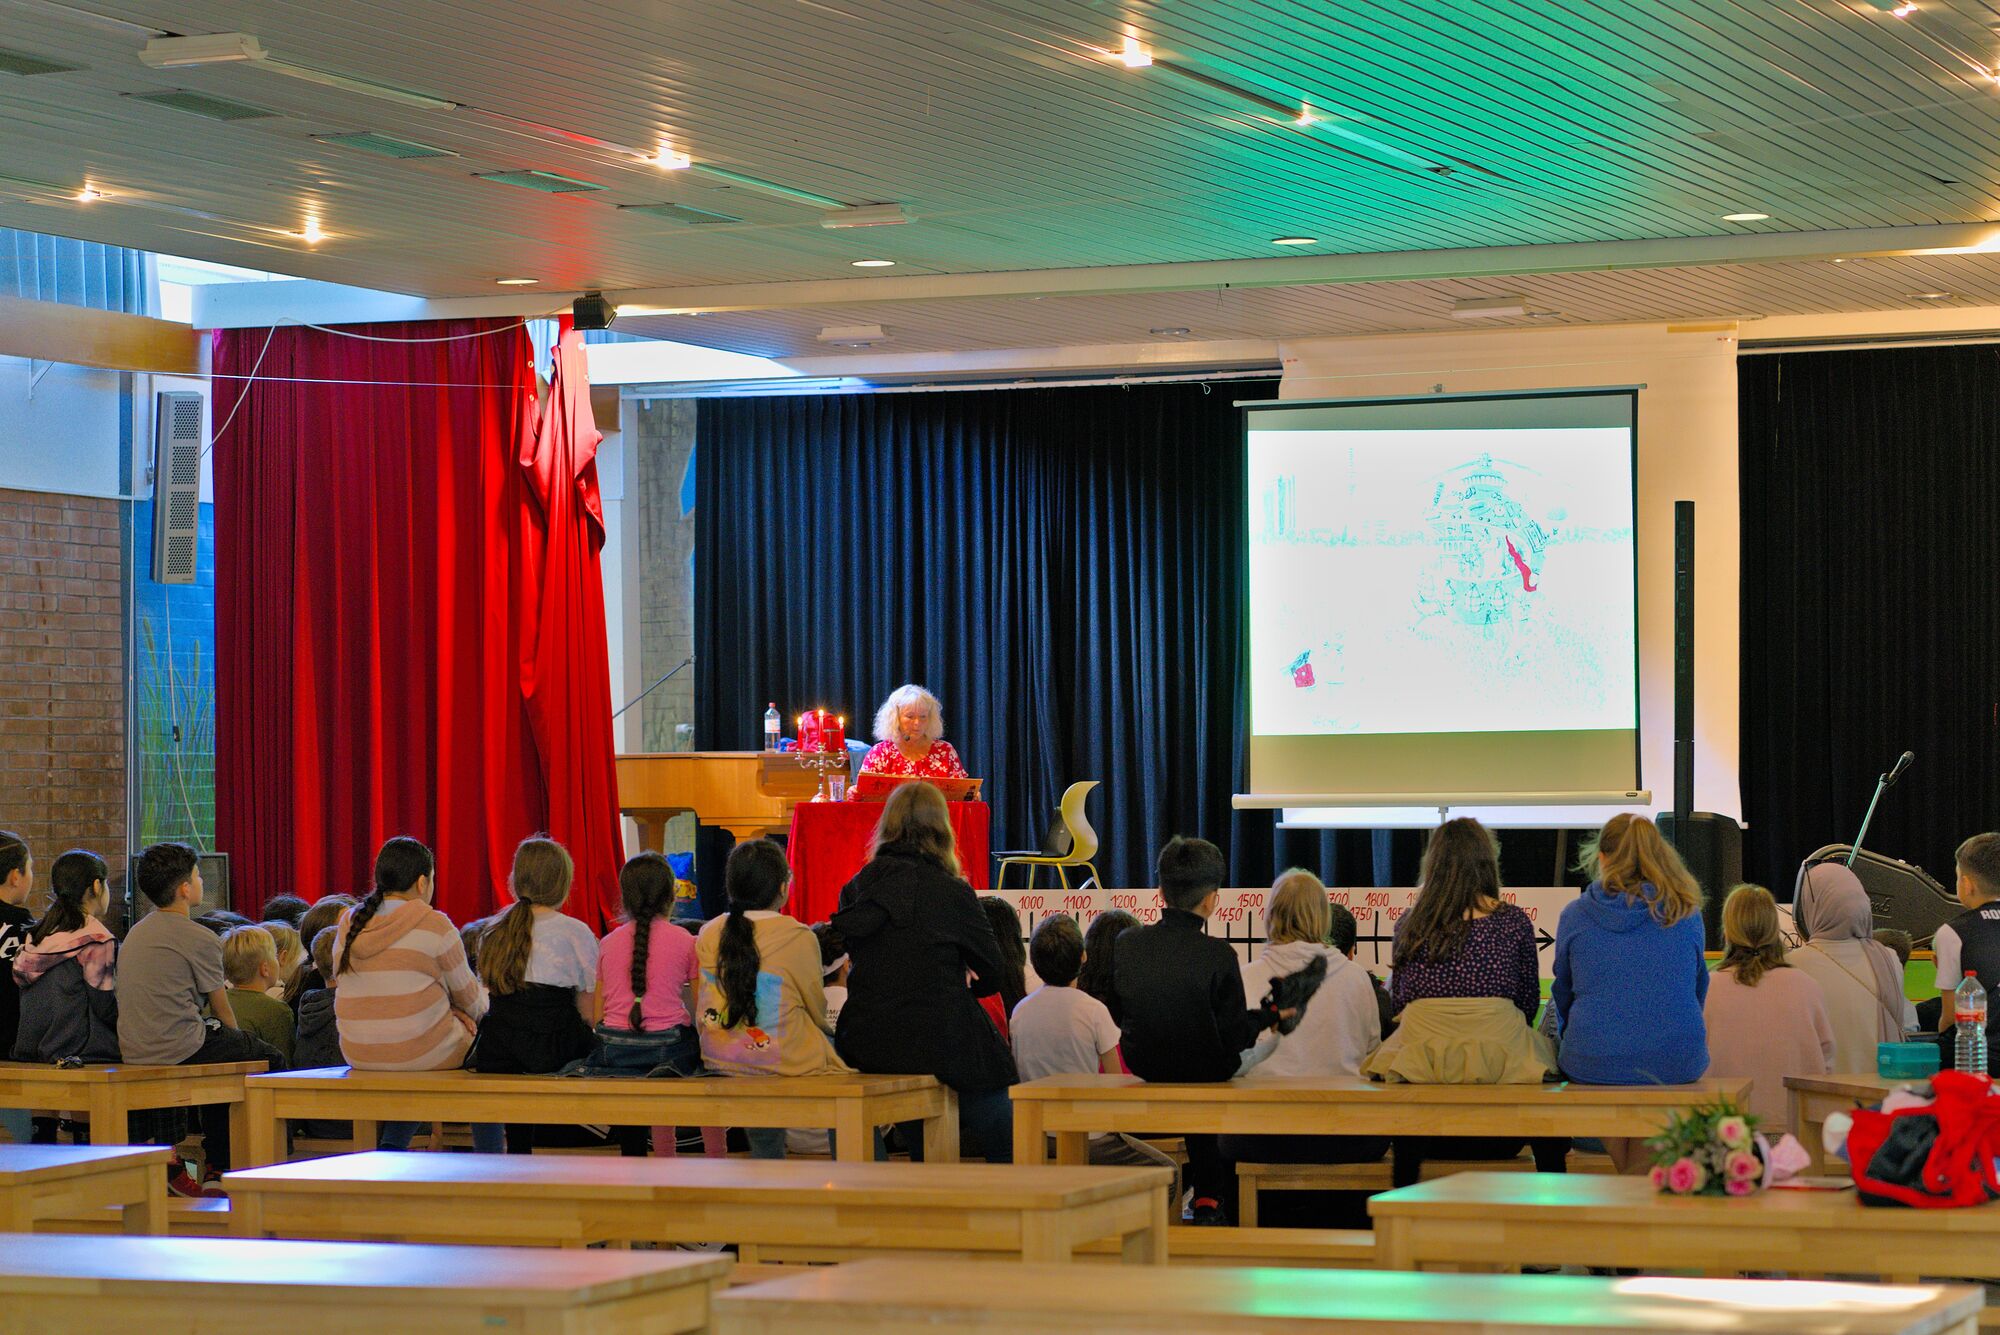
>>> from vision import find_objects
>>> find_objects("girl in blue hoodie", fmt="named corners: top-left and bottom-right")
top-left (1552, 814), bottom-right (1708, 1167)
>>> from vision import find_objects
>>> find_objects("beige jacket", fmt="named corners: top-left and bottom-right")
top-left (1361, 995), bottom-right (1557, 1084)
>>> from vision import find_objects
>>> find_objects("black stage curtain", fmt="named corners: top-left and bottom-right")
top-left (1740, 344), bottom-right (2000, 893)
top-left (695, 382), bottom-right (1436, 892)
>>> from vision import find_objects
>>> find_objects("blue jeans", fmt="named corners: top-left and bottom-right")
top-left (379, 1120), bottom-right (505, 1153)
top-left (745, 1125), bottom-right (788, 1159)
top-left (898, 1085), bottom-right (1012, 1164)
top-left (0, 1107), bottom-right (31, 1146)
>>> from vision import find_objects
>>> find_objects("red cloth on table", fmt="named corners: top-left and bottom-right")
top-left (786, 800), bottom-right (991, 924)
top-left (978, 991), bottom-right (1010, 1042)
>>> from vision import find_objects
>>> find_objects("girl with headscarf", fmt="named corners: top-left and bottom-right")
top-left (1789, 862), bottom-right (1910, 1071)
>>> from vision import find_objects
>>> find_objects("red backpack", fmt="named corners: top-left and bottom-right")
top-left (1848, 1069), bottom-right (2000, 1208)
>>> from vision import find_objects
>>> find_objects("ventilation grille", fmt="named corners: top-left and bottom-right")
top-left (0, 46), bottom-right (80, 76)
top-left (474, 169), bottom-right (603, 193)
top-left (315, 131), bottom-right (456, 159)
top-left (129, 89), bottom-right (276, 120)
top-left (621, 202), bottom-right (742, 224)
top-left (151, 391), bottom-right (204, 585)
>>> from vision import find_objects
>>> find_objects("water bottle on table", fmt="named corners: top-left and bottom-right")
top-left (764, 702), bottom-right (782, 751)
top-left (1955, 971), bottom-right (1987, 1074)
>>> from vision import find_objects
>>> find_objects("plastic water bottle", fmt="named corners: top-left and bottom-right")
top-left (1955, 971), bottom-right (1988, 1074)
top-left (763, 703), bottom-right (781, 751)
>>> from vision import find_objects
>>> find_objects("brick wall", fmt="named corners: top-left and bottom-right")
top-left (0, 487), bottom-right (126, 901)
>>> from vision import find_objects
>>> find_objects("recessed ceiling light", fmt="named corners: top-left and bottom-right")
top-left (1722, 212), bottom-right (1769, 222)
top-left (298, 218), bottom-right (325, 244)
top-left (74, 186), bottom-right (103, 202)
top-left (1150, 327), bottom-right (1191, 336)
top-left (650, 146), bottom-right (692, 170)
top-left (1271, 236), bottom-right (1317, 246)
top-left (851, 258), bottom-right (896, 267)
top-left (1114, 36), bottom-right (1152, 68)
top-left (1908, 291), bottom-right (1953, 300)
top-left (496, 277), bottom-right (538, 285)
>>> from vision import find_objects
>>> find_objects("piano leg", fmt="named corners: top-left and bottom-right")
top-left (634, 817), bottom-right (667, 853)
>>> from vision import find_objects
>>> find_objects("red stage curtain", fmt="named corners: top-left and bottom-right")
top-left (519, 327), bottom-right (626, 930)
top-left (214, 319), bottom-right (623, 926)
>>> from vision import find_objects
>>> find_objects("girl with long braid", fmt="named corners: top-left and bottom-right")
top-left (695, 839), bottom-right (850, 1159)
top-left (331, 837), bottom-right (503, 1152)
top-left (568, 852), bottom-right (725, 1157)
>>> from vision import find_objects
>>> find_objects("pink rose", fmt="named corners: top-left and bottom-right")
top-left (1716, 1116), bottom-right (1751, 1149)
top-left (1725, 1176), bottom-right (1756, 1196)
top-left (1666, 1157), bottom-right (1706, 1194)
top-left (1648, 1164), bottom-right (1668, 1190)
top-left (1724, 1150), bottom-right (1761, 1181)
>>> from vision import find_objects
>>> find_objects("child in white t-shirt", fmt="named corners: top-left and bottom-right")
top-left (1011, 916), bottom-right (1178, 1190)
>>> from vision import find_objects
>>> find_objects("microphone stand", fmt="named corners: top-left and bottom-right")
top-left (1847, 754), bottom-right (1911, 867)
top-left (612, 654), bottom-right (695, 720)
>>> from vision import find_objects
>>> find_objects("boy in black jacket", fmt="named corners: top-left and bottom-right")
top-left (1114, 836), bottom-right (1286, 1225)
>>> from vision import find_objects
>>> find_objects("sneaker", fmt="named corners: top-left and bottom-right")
top-left (165, 1166), bottom-right (205, 1199)
top-left (198, 1170), bottom-right (229, 1200)
top-left (1187, 1197), bottom-right (1229, 1227)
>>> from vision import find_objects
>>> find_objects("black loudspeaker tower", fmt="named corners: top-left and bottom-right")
top-left (1659, 501), bottom-right (1745, 948)
top-left (1673, 500), bottom-right (1695, 825)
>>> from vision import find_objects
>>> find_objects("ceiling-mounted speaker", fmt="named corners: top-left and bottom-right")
top-left (150, 390), bottom-right (204, 585)
top-left (572, 291), bottom-right (617, 331)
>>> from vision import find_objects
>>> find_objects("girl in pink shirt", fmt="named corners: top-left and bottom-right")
top-left (570, 852), bottom-right (724, 1156)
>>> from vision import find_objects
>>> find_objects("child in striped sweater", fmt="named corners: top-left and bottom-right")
top-left (331, 836), bottom-right (503, 1153)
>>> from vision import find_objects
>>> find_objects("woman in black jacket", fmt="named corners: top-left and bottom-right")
top-left (832, 781), bottom-right (1017, 1162)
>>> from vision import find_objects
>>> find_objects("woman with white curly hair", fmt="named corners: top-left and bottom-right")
top-left (856, 684), bottom-right (969, 782)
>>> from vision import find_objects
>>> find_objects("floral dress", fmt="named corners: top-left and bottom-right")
top-left (857, 739), bottom-right (969, 779)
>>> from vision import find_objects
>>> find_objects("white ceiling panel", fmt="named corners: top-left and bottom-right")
top-left (3, 0), bottom-right (2000, 349)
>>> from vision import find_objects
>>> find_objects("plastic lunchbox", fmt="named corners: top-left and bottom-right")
top-left (1877, 1041), bottom-right (1942, 1079)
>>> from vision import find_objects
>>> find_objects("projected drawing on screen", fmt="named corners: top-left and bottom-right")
top-left (1249, 427), bottom-right (1636, 739)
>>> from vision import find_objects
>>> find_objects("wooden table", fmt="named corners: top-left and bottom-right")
top-left (1011, 1075), bottom-right (1753, 1166)
top-left (1369, 1170), bottom-right (2000, 1284)
top-left (711, 1257), bottom-right (1982, 1334)
top-left (0, 1145), bottom-right (171, 1234)
top-left (0, 1061), bottom-right (265, 1147)
top-left (0, 1232), bottom-right (728, 1333)
top-left (240, 1065), bottom-right (958, 1167)
top-left (1788, 1073), bottom-right (1896, 1172)
top-left (225, 1151), bottom-right (1172, 1264)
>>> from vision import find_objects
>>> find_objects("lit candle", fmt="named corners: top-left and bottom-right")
top-left (830, 714), bottom-right (846, 754)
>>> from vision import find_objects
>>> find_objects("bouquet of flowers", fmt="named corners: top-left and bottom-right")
top-left (1646, 1098), bottom-right (1768, 1197)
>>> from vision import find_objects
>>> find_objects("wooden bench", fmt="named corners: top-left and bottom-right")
top-left (1787, 1072), bottom-right (1896, 1172)
top-left (1076, 1225), bottom-right (1377, 1268)
top-left (711, 1256), bottom-right (1983, 1333)
top-left (1010, 1074), bottom-right (1753, 1166)
top-left (239, 1065), bottom-right (958, 1167)
top-left (1370, 1170), bottom-right (2000, 1291)
top-left (0, 1061), bottom-right (265, 1149)
top-left (1236, 1150), bottom-right (1616, 1224)
top-left (39, 1195), bottom-right (230, 1237)
top-left (226, 1150), bottom-right (1172, 1263)
top-left (0, 1144), bottom-right (171, 1234)
top-left (0, 1233), bottom-right (728, 1333)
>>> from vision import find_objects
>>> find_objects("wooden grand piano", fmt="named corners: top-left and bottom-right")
top-left (616, 752), bottom-right (846, 851)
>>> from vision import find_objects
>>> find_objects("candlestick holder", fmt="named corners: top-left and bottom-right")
top-left (800, 747), bottom-right (848, 801)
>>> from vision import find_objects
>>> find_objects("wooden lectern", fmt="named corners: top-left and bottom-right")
top-left (616, 752), bottom-right (842, 852)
